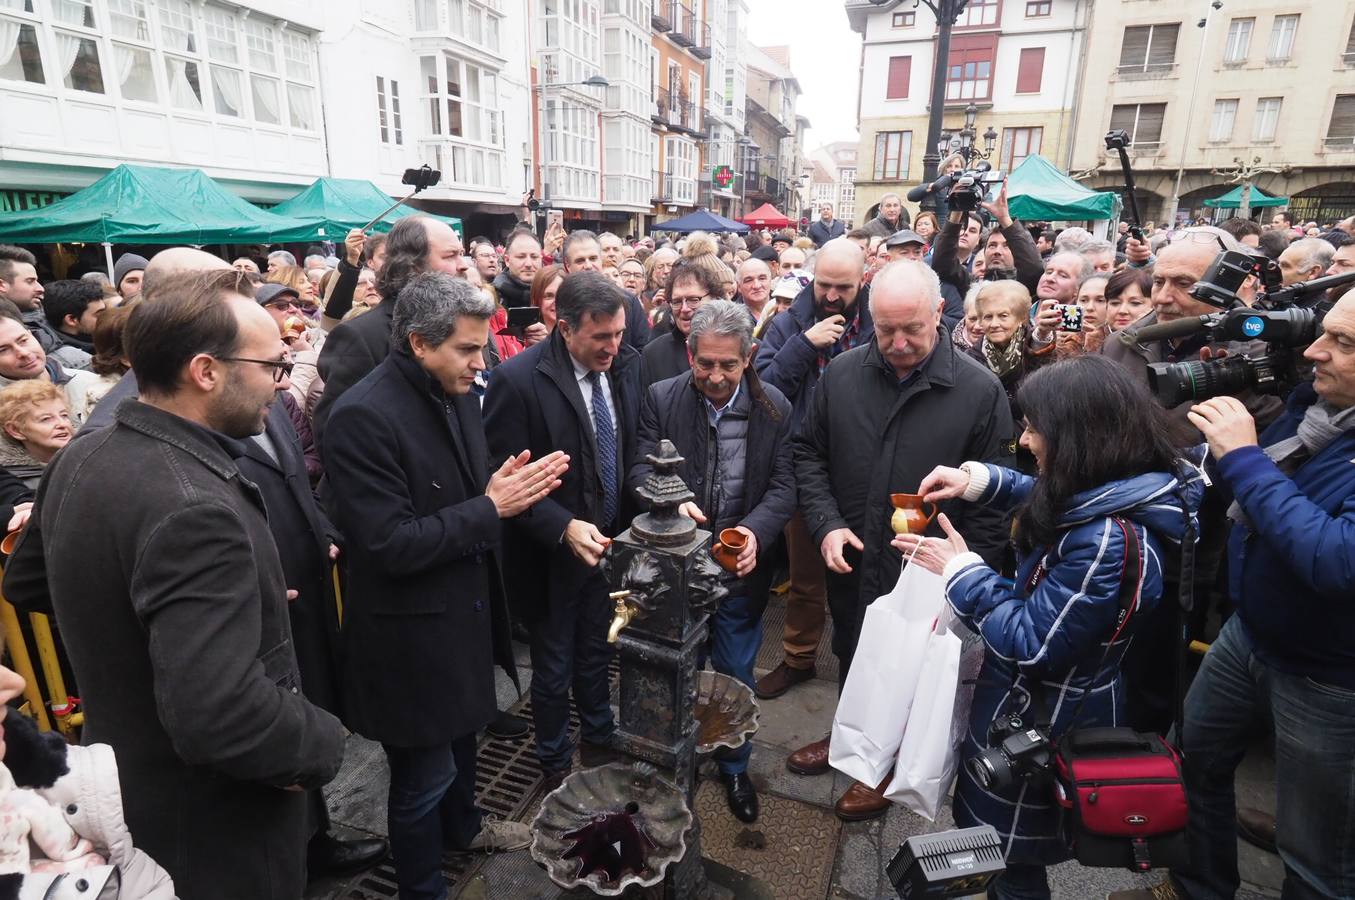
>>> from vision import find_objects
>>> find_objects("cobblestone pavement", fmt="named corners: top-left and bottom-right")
top-left (308, 598), bottom-right (1283, 900)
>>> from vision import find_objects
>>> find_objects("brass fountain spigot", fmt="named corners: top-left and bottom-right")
top-left (607, 590), bottom-right (636, 644)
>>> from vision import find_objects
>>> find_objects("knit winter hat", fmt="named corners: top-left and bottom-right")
top-left (112, 253), bottom-right (148, 291)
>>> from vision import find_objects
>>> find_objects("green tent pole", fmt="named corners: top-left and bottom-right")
top-left (103, 242), bottom-right (115, 280)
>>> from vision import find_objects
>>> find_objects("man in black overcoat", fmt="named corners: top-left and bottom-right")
top-left (482, 271), bottom-right (642, 788)
top-left (323, 272), bottom-right (568, 900)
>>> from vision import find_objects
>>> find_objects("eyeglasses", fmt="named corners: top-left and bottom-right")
top-left (265, 299), bottom-right (301, 311)
top-left (218, 356), bottom-right (294, 383)
top-left (671, 295), bottom-right (709, 310)
top-left (1167, 231), bottom-right (1228, 252)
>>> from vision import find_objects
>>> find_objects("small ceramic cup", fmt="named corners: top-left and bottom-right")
top-left (889, 493), bottom-right (938, 535)
top-left (711, 527), bottom-right (748, 573)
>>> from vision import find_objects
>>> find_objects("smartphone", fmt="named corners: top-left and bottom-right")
top-left (1054, 303), bottom-right (1085, 332)
top-left (499, 305), bottom-right (542, 337)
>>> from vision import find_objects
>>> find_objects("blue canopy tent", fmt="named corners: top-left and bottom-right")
top-left (650, 208), bottom-right (749, 233)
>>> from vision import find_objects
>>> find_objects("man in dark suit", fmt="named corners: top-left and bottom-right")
top-left (224, 396), bottom-right (388, 880)
top-left (312, 215), bottom-right (468, 445)
top-left (324, 273), bottom-right (568, 900)
top-left (483, 271), bottom-right (642, 789)
top-left (4, 269), bottom-right (346, 900)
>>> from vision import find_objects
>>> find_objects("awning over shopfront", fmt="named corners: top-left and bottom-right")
top-left (650, 208), bottom-right (750, 233)
top-left (1007, 154), bottom-right (1120, 221)
top-left (1202, 185), bottom-right (1288, 209)
top-left (0, 164), bottom-right (311, 245)
top-left (268, 177), bottom-right (463, 241)
top-left (740, 203), bottom-right (792, 228)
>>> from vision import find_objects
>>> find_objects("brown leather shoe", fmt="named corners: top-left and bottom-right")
top-left (1237, 807), bottom-right (1278, 854)
top-left (834, 775), bottom-right (891, 822)
top-left (755, 662), bottom-right (816, 700)
top-left (785, 736), bottom-right (831, 776)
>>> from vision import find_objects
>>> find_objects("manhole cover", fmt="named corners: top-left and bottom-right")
top-left (755, 595), bottom-right (839, 682)
top-left (693, 778), bottom-right (841, 900)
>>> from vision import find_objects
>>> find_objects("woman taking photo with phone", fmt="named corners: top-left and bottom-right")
top-left (894, 355), bottom-right (1202, 900)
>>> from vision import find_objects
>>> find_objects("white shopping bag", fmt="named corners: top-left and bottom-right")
top-left (828, 559), bottom-right (946, 787)
top-left (884, 606), bottom-right (982, 821)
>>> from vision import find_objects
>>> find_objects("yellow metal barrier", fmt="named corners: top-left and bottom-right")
top-left (0, 598), bottom-right (52, 732)
top-left (27, 612), bottom-right (82, 736)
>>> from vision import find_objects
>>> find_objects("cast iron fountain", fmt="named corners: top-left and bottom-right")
top-left (530, 439), bottom-right (760, 897)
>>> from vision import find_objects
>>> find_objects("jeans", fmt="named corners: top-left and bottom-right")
top-left (383, 735), bottom-right (482, 900)
top-left (1172, 616), bottom-right (1355, 900)
top-left (529, 572), bottom-right (616, 772)
top-left (986, 862), bottom-right (1049, 900)
top-left (707, 592), bottom-right (766, 775)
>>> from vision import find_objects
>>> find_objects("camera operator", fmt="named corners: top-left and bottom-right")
top-left (1109, 291), bottom-right (1355, 900)
top-left (898, 355), bottom-right (1201, 900)
top-left (934, 181), bottom-right (1044, 299)
top-left (906, 153), bottom-right (965, 222)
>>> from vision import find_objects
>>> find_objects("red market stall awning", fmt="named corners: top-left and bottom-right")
top-left (740, 203), bottom-right (791, 228)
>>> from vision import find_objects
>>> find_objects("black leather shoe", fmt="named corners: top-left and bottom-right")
top-left (541, 766), bottom-right (571, 795)
top-left (486, 712), bottom-right (530, 740)
top-left (579, 739), bottom-right (621, 768)
top-left (307, 834), bottom-right (388, 880)
top-left (721, 772), bottom-right (759, 824)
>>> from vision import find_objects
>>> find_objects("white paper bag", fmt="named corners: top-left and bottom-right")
top-left (884, 607), bottom-right (974, 821)
top-left (828, 560), bottom-right (946, 787)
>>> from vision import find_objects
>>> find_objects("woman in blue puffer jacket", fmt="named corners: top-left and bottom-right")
top-left (894, 355), bottom-right (1203, 900)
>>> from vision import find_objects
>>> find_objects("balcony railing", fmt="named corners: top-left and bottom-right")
top-left (690, 21), bottom-right (712, 59)
top-left (667, 1), bottom-right (695, 47)
top-left (743, 170), bottom-right (782, 199)
top-left (653, 168), bottom-right (672, 201)
top-left (652, 87), bottom-right (703, 135)
top-left (651, 2), bottom-right (671, 31)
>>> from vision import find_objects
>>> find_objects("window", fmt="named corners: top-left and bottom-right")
top-left (1025, 1), bottom-right (1050, 16)
top-left (202, 6), bottom-right (239, 63)
top-left (1118, 24), bottom-right (1180, 74)
top-left (1109, 103), bottom-right (1166, 147)
top-left (156, 0), bottom-right (197, 54)
top-left (664, 136), bottom-right (696, 204)
top-left (1253, 97), bottom-right (1281, 142)
top-left (1209, 98), bottom-right (1238, 142)
top-left (210, 65), bottom-right (241, 116)
top-left (1326, 94), bottom-right (1355, 146)
top-left (390, 79), bottom-right (403, 145)
top-left (250, 75), bottom-right (280, 125)
top-left (1267, 15), bottom-right (1298, 62)
top-left (243, 19), bottom-right (276, 73)
top-left (999, 127), bottom-right (1041, 170)
top-left (1223, 18), bottom-right (1253, 64)
top-left (1015, 47), bottom-right (1044, 93)
top-left (946, 45), bottom-right (993, 101)
top-left (108, 0), bottom-right (151, 42)
top-left (56, 35), bottom-right (104, 93)
top-left (282, 31), bottom-right (313, 81)
top-left (414, 0), bottom-right (438, 30)
top-left (114, 44), bottom-right (158, 102)
top-left (872, 130), bottom-right (911, 180)
top-left (891, 11), bottom-right (914, 27)
top-left (0, 23), bottom-right (46, 84)
top-left (287, 83), bottom-right (315, 130)
top-left (377, 76), bottom-right (390, 142)
top-left (52, 0), bottom-right (95, 28)
top-left (956, 0), bottom-right (998, 29)
top-left (886, 55), bottom-right (910, 100)
top-left (163, 56), bottom-right (202, 110)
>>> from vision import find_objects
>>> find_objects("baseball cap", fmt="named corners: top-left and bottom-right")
top-left (771, 271), bottom-right (812, 300)
top-left (255, 283), bottom-right (301, 307)
top-left (884, 229), bottom-right (926, 248)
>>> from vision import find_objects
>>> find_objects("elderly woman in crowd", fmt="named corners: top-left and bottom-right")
top-left (0, 381), bottom-right (73, 488)
top-left (643, 247), bottom-right (679, 313)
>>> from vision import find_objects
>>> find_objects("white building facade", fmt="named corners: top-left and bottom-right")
top-left (0, 0), bottom-right (328, 207)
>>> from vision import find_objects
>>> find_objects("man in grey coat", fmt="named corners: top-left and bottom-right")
top-left (3, 268), bottom-right (347, 900)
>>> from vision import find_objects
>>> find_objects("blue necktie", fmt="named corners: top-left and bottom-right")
top-left (589, 371), bottom-right (619, 528)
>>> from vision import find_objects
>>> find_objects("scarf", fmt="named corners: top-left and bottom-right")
top-left (980, 328), bottom-right (1026, 379)
top-left (1227, 399), bottom-right (1355, 527)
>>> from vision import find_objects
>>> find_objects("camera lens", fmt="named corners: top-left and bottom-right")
top-left (1147, 356), bottom-right (1257, 407)
top-left (965, 749), bottom-right (1009, 792)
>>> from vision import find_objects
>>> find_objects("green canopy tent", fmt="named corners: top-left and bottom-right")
top-left (1006, 154), bottom-right (1120, 222)
top-left (0, 164), bottom-right (315, 277)
top-left (267, 177), bottom-right (462, 242)
top-left (1202, 185), bottom-right (1288, 208)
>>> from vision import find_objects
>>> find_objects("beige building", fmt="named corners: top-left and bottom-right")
top-left (845, 0), bottom-right (1090, 224)
top-left (743, 44), bottom-right (804, 219)
top-left (1069, 1), bottom-right (1355, 225)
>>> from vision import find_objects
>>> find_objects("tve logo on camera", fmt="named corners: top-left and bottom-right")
top-left (1242, 316), bottom-right (1266, 338)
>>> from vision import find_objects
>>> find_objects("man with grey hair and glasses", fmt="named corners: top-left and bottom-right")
top-left (629, 299), bottom-right (797, 825)
top-left (324, 272), bottom-right (569, 898)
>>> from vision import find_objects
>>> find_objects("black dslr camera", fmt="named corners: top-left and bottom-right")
top-left (947, 161), bottom-right (1004, 213)
top-left (965, 714), bottom-right (1054, 792)
top-left (1138, 248), bottom-right (1355, 406)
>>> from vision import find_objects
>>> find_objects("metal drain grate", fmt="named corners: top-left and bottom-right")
top-left (330, 654), bottom-right (621, 899)
top-left (755, 594), bottom-right (839, 683)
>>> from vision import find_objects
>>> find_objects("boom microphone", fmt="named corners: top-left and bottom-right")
top-left (1118, 315), bottom-right (1214, 346)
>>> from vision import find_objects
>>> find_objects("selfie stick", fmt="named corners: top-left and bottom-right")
top-left (1105, 133), bottom-right (1144, 241)
top-left (360, 166), bottom-right (442, 232)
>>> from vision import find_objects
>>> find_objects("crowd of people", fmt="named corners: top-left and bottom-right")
top-left (0, 182), bottom-right (1347, 900)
